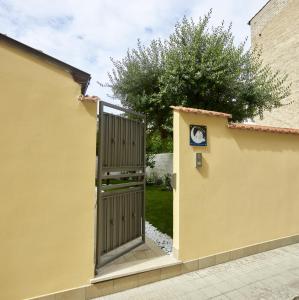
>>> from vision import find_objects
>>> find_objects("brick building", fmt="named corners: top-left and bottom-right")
top-left (249, 0), bottom-right (299, 128)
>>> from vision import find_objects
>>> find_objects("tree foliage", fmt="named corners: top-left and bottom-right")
top-left (105, 11), bottom-right (290, 152)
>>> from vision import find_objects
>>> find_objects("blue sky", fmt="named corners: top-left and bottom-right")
top-left (0, 0), bottom-right (267, 103)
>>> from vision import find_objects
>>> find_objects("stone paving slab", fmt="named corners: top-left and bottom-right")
top-left (94, 243), bottom-right (299, 300)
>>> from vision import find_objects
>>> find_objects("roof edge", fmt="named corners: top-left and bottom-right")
top-left (248, 0), bottom-right (271, 25)
top-left (0, 33), bottom-right (91, 94)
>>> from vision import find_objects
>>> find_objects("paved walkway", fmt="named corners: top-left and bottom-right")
top-left (95, 243), bottom-right (299, 299)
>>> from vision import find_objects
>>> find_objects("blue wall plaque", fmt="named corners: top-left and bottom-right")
top-left (190, 125), bottom-right (207, 146)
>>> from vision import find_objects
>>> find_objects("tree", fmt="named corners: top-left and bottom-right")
top-left (104, 11), bottom-right (290, 152)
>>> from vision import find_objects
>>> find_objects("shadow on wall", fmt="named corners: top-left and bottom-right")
top-left (80, 101), bottom-right (98, 117)
top-left (231, 130), bottom-right (299, 153)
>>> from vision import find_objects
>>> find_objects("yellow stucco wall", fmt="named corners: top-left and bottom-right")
top-left (0, 41), bottom-right (97, 299)
top-left (173, 110), bottom-right (299, 261)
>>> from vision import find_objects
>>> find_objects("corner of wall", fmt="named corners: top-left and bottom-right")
top-left (172, 111), bottom-right (181, 257)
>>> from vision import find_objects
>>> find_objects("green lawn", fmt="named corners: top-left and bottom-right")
top-left (145, 185), bottom-right (173, 237)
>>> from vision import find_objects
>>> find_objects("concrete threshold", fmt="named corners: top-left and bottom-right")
top-left (91, 254), bottom-right (181, 283)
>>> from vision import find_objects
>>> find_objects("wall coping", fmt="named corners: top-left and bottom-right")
top-left (228, 123), bottom-right (299, 135)
top-left (171, 105), bottom-right (299, 136)
top-left (170, 106), bottom-right (232, 118)
top-left (78, 95), bottom-right (100, 103)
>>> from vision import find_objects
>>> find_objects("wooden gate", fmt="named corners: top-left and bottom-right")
top-left (95, 101), bottom-right (145, 270)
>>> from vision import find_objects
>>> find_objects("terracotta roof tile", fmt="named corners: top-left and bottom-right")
top-left (170, 106), bottom-right (232, 118)
top-left (228, 123), bottom-right (299, 135)
top-left (78, 95), bottom-right (100, 103)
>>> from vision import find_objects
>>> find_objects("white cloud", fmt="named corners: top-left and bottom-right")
top-left (0, 0), bottom-right (267, 102)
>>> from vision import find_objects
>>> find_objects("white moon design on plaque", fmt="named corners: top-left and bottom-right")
top-left (191, 127), bottom-right (205, 144)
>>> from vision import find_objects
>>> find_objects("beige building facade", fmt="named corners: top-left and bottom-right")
top-left (249, 0), bottom-right (299, 128)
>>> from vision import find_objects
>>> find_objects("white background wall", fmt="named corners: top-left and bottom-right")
top-left (146, 153), bottom-right (173, 177)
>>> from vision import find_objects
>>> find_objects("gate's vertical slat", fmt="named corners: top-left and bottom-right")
top-left (113, 115), bottom-right (115, 168)
top-left (110, 196), bottom-right (113, 251)
top-left (118, 194), bottom-right (121, 247)
top-left (129, 118), bottom-right (131, 167)
top-left (109, 115), bottom-right (113, 168)
top-left (124, 119), bottom-right (127, 167)
top-left (115, 116), bottom-right (118, 167)
top-left (139, 122), bottom-right (141, 166)
top-left (101, 197), bottom-right (104, 254)
top-left (129, 193), bottom-right (132, 242)
top-left (134, 120), bottom-right (136, 165)
top-left (125, 118), bottom-right (128, 167)
top-left (102, 197), bottom-right (106, 254)
top-left (106, 114), bottom-right (109, 169)
top-left (127, 193), bottom-right (130, 243)
top-left (112, 196), bottom-right (115, 250)
top-left (127, 192), bottom-right (131, 243)
top-left (141, 124), bottom-right (143, 166)
top-left (138, 191), bottom-right (141, 236)
top-left (115, 194), bottom-right (119, 248)
top-left (132, 120), bottom-right (135, 167)
top-left (106, 114), bottom-right (109, 168)
top-left (122, 193), bottom-right (126, 245)
top-left (123, 193), bottom-right (126, 244)
top-left (112, 115), bottom-right (115, 168)
top-left (116, 116), bottom-right (119, 167)
top-left (105, 114), bottom-right (108, 168)
top-left (134, 192), bottom-right (138, 239)
top-left (132, 191), bottom-right (135, 238)
top-left (103, 114), bottom-right (107, 168)
top-left (106, 196), bottom-right (110, 252)
top-left (127, 118), bottom-right (130, 167)
top-left (138, 191), bottom-right (140, 237)
top-left (109, 114), bottom-right (112, 168)
top-left (113, 195), bottom-right (117, 250)
top-left (130, 119), bottom-right (133, 167)
top-left (140, 123), bottom-right (142, 166)
top-left (111, 195), bottom-right (114, 251)
top-left (142, 121), bottom-right (146, 240)
top-left (119, 116), bottom-right (122, 167)
top-left (137, 191), bottom-right (140, 236)
top-left (135, 121), bottom-right (138, 167)
top-left (106, 114), bottom-right (110, 168)
top-left (117, 194), bottom-right (121, 248)
top-left (134, 191), bottom-right (138, 238)
top-left (120, 117), bottom-right (123, 167)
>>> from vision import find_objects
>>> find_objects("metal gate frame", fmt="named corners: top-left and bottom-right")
top-left (95, 100), bottom-right (146, 272)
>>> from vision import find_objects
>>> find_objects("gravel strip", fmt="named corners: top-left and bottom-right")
top-left (145, 221), bottom-right (173, 254)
